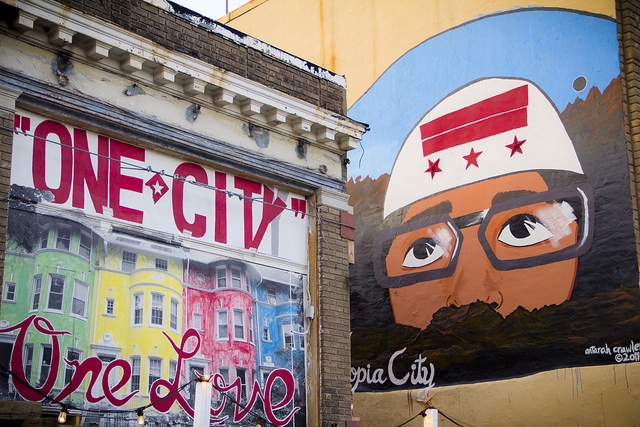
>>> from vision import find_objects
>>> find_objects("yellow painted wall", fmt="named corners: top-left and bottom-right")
top-left (353, 363), bottom-right (640, 426)
top-left (221, 0), bottom-right (615, 108)
top-left (92, 246), bottom-right (183, 396)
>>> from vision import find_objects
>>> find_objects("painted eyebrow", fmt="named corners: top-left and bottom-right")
top-left (405, 200), bottom-right (453, 223)
top-left (491, 189), bottom-right (537, 205)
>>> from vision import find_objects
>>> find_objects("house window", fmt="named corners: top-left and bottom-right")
top-left (64, 348), bottom-right (82, 385)
top-left (71, 281), bottom-right (89, 318)
top-left (155, 258), bottom-right (168, 271)
top-left (248, 314), bottom-right (254, 344)
top-left (55, 225), bottom-right (71, 251)
top-left (170, 298), bottom-right (179, 331)
top-left (262, 325), bottom-right (270, 342)
top-left (233, 309), bottom-right (244, 341)
top-left (79, 230), bottom-right (92, 259)
top-left (218, 367), bottom-right (229, 385)
top-left (31, 275), bottom-right (42, 311)
top-left (151, 294), bottom-right (164, 326)
top-left (132, 293), bottom-right (143, 326)
top-left (98, 355), bottom-right (117, 391)
top-left (169, 360), bottom-right (178, 381)
top-left (231, 266), bottom-right (241, 288)
top-left (38, 344), bottom-right (52, 386)
top-left (47, 274), bottom-right (65, 311)
top-left (39, 225), bottom-right (49, 249)
top-left (193, 312), bottom-right (202, 330)
top-left (130, 357), bottom-right (141, 392)
top-left (236, 368), bottom-right (247, 400)
top-left (3, 282), bottom-right (16, 302)
top-left (148, 358), bottom-right (162, 393)
top-left (24, 344), bottom-right (33, 382)
top-left (267, 289), bottom-right (277, 305)
top-left (261, 370), bottom-right (270, 386)
top-left (122, 251), bottom-right (137, 272)
top-left (216, 266), bottom-right (226, 288)
top-left (283, 323), bottom-right (295, 350)
top-left (105, 298), bottom-right (115, 315)
top-left (217, 309), bottom-right (228, 340)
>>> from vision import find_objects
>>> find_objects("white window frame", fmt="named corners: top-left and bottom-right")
top-left (70, 280), bottom-right (89, 319)
top-left (150, 293), bottom-right (164, 327)
top-left (170, 298), bottom-right (179, 331)
top-left (169, 360), bottom-right (178, 381)
top-left (78, 230), bottom-right (92, 260)
top-left (218, 367), bottom-right (230, 385)
top-left (233, 309), bottom-right (245, 341)
top-left (45, 274), bottom-right (65, 313)
top-left (248, 314), bottom-right (254, 344)
top-left (216, 266), bottom-right (227, 288)
top-left (64, 348), bottom-right (82, 385)
top-left (3, 282), bottom-right (16, 302)
top-left (267, 288), bottom-right (277, 305)
top-left (105, 298), bottom-right (115, 316)
top-left (217, 309), bottom-right (228, 341)
top-left (30, 275), bottom-right (42, 311)
top-left (24, 344), bottom-right (34, 382)
top-left (38, 344), bottom-right (53, 386)
top-left (155, 258), bottom-right (168, 271)
top-left (236, 368), bottom-right (247, 400)
top-left (132, 292), bottom-right (144, 326)
top-left (55, 225), bottom-right (71, 251)
top-left (130, 356), bottom-right (141, 392)
top-left (39, 224), bottom-right (49, 249)
top-left (262, 324), bottom-right (270, 342)
top-left (192, 312), bottom-right (202, 331)
top-left (231, 266), bottom-right (242, 289)
top-left (282, 322), bottom-right (295, 350)
top-left (148, 357), bottom-right (163, 393)
top-left (122, 251), bottom-right (137, 273)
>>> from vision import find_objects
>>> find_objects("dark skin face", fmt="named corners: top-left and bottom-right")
top-left (388, 172), bottom-right (578, 329)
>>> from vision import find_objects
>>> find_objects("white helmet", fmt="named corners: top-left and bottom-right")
top-left (383, 78), bottom-right (583, 217)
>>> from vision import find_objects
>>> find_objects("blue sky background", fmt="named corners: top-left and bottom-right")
top-left (347, 9), bottom-right (620, 180)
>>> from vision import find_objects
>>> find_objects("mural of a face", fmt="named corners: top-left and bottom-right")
top-left (375, 78), bottom-right (593, 329)
top-left (387, 171), bottom-right (586, 328)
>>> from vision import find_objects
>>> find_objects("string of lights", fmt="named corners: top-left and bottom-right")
top-left (0, 363), bottom-right (277, 426)
top-left (0, 124), bottom-right (355, 231)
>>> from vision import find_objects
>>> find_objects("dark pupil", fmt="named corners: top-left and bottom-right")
top-left (406, 237), bottom-right (436, 259)
top-left (502, 214), bottom-right (537, 238)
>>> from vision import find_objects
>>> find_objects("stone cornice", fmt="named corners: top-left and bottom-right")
top-left (7, 0), bottom-right (367, 150)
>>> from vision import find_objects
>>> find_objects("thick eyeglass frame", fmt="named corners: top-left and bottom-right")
top-left (373, 183), bottom-right (594, 289)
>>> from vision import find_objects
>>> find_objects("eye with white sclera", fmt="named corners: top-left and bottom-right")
top-left (498, 214), bottom-right (554, 247)
top-left (402, 237), bottom-right (445, 268)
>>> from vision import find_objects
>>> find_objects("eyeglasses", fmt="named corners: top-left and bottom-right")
top-left (373, 184), bottom-right (593, 289)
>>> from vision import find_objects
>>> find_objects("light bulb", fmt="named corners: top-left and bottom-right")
top-left (136, 409), bottom-right (145, 426)
top-left (57, 410), bottom-right (67, 424)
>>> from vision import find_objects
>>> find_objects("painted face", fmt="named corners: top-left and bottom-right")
top-left (375, 172), bottom-right (592, 329)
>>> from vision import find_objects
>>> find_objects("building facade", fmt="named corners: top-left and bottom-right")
top-left (223, 1), bottom-right (640, 426)
top-left (0, 1), bottom-right (366, 426)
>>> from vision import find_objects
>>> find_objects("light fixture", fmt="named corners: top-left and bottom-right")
top-left (199, 373), bottom-right (211, 382)
top-left (136, 409), bottom-right (145, 426)
top-left (57, 406), bottom-right (67, 424)
top-left (422, 408), bottom-right (438, 427)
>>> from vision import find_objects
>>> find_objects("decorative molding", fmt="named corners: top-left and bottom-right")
top-left (10, 0), bottom-right (367, 148)
top-left (316, 188), bottom-right (350, 211)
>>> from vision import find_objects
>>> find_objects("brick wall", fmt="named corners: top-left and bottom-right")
top-left (53, 0), bottom-right (346, 115)
top-left (316, 204), bottom-right (352, 426)
top-left (618, 0), bottom-right (640, 267)
top-left (0, 102), bottom-right (14, 316)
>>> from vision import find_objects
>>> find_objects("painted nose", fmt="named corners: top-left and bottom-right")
top-left (446, 226), bottom-right (503, 309)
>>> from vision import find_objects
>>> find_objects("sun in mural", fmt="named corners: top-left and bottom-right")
top-left (374, 78), bottom-right (593, 329)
